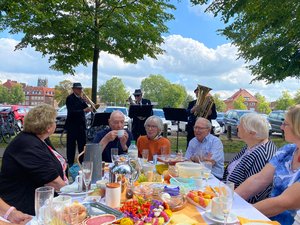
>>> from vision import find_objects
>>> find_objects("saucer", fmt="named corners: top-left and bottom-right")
top-left (204, 210), bottom-right (238, 224)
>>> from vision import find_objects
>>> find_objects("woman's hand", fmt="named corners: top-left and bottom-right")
top-left (7, 209), bottom-right (32, 225)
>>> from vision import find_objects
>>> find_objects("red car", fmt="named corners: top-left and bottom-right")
top-left (0, 105), bottom-right (30, 128)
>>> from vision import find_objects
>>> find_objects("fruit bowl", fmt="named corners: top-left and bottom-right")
top-left (186, 189), bottom-right (216, 210)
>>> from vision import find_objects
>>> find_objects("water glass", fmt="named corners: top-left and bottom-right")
top-left (35, 186), bottom-right (54, 225)
top-left (111, 148), bottom-right (119, 163)
top-left (82, 161), bottom-right (93, 191)
top-left (160, 146), bottom-right (168, 159)
top-left (142, 149), bottom-right (149, 163)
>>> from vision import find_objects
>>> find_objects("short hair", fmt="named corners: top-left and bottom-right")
top-left (240, 113), bottom-right (269, 140)
top-left (144, 115), bottom-right (163, 133)
top-left (286, 105), bottom-right (300, 138)
top-left (23, 104), bottom-right (57, 135)
top-left (195, 117), bottom-right (212, 130)
top-left (110, 110), bottom-right (125, 120)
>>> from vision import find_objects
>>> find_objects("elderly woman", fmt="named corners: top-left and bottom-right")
top-left (137, 115), bottom-right (171, 161)
top-left (0, 105), bottom-right (67, 215)
top-left (223, 113), bottom-right (277, 203)
top-left (235, 105), bottom-right (300, 225)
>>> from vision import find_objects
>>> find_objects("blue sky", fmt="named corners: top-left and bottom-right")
top-left (0, 0), bottom-right (298, 102)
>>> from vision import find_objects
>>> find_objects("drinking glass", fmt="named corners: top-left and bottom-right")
top-left (35, 186), bottom-right (54, 225)
top-left (224, 181), bottom-right (235, 199)
top-left (111, 148), bottom-right (119, 163)
top-left (202, 161), bottom-right (212, 187)
top-left (220, 196), bottom-right (233, 225)
top-left (160, 146), bottom-right (167, 160)
top-left (142, 149), bottom-right (149, 164)
top-left (82, 161), bottom-right (93, 192)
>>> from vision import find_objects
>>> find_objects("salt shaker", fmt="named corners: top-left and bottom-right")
top-left (105, 183), bottom-right (121, 208)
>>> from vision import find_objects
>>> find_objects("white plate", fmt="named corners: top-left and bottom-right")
top-left (59, 189), bottom-right (93, 196)
top-left (244, 223), bottom-right (270, 225)
top-left (204, 210), bottom-right (238, 224)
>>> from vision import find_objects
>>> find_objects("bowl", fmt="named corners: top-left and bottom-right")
top-left (133, 184), bottom-right (154, 199)
top-left (169, 177), bottom-right (195, 193)
top-left (176, 162), bottom-right (203, 178)
top-left (159, 192), bottom-right (186, 211)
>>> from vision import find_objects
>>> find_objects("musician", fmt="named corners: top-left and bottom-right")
top-left (186, 86), bottom-right (217, 146)
top-left (129, 89), bottom-right (152, 141)
top-left (65, 83), bottom-right (93, 166)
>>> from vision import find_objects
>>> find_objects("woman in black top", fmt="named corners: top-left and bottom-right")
top-left (223, 113), bottom-right (277, 203)
top-left (0, 105), bottom-right (67, 215)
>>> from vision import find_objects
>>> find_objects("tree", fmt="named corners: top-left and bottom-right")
top-left (0, 0), bottom-right (175, 103)
top-left (141, 75), bottom-right (187, 108)
top-left (54, 80), bottom-right (73, 107)
top-left (275, 91), bottom-right (295, 110)
top-left (294, 89), bottom-right (300, 104)
top-left (233, 95), bottom-right (247, 110)
top-left (190, 0), bottom-right (300, 83)
top-left (254, 93), bottom-right (271, 114)
top-left (0, 85), bottom-right (9, 104)
top-left (213, 93), bottom-right (226, 112)
top-left (182, 94), bottom-right (194, 108)
top-left (9, 84), bottom-right (25, 104)
top-left (98, 77), bottom-right (129, 106)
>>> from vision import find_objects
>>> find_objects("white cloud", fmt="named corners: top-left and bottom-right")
top-left (0, 36), bottom-right (298, 102)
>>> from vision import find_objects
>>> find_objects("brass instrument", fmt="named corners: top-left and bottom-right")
top-left (194, 84), bottom-right (214, 118)
top-left (128, 95), bottom-right (135, 105)
top-left (82, 91), bottom-right (100, 112)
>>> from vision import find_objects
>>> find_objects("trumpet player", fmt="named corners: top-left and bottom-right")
top-left (186, 85), bottom-right (217, 146)
top-left (65, 83), bottom-right (93, 166)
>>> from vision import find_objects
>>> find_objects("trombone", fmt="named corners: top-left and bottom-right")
top-left (82, 91), bottom-right (100, 112)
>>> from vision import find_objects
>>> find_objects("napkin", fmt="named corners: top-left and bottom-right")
top-left (238, 216), bottom-right (280, 225)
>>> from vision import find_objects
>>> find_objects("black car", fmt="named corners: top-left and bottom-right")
top-left (268, 110), bottom-right (286, 135)
top-left (223, 109), bottom-right (254, 135)
top-left (216, 112), bottom-right (225, 127)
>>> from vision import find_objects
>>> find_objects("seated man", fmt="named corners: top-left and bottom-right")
top-left (185, 117), bottom-right (224, 179)
top-left (93, 110), bottom-right (133, 162)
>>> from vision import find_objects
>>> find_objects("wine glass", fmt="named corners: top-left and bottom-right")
top-left (142, 149), bottom-right (149, 164)
top-left (111, 148), bottom-right (119, 163)
top-left (82, 161), bottom-right (93, 193)
top-left (202, 161), bottom-right (212, 187)
top-left (220, 195), bottom-right (233, 225)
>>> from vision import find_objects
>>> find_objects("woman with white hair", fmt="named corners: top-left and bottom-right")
top-left (137, 115), bottom-right (171, 161)
top-left (223, 113), bottom-right (277, 203)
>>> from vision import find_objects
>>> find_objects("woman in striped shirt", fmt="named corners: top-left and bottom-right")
top-left (223, 113), bottom-right (277, 203)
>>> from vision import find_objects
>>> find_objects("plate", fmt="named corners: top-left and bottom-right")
top-left (59, 189), bottom-right (94, 196)
top-left (186, 196), bottom-right (208, 210)
top-left (204, 210), bottom-right (238, 224)
top-left (244, 223), bottom-right (270, 225)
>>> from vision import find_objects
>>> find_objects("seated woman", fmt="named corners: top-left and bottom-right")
top-left (223, 113), bottom-right (277, 203)
top-left (137, 115), bottom-right (171, 161)
top-left (235, 105), bottom-right (300, 225)
top-left (0, 198), bottom-right (31, 225)
top-left (0, 105), bottom-right (67, 215)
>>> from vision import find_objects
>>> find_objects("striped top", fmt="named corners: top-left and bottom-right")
top-left (223, 140), bottom-right (277, 203)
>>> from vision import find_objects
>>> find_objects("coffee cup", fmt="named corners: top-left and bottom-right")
top-left (117, 130), bottom-right (124, 138)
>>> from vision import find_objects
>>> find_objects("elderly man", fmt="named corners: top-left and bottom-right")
top-left (185, 117), bottom-right (224, 179)
top-left (93, 110), bottom-right (133, 162)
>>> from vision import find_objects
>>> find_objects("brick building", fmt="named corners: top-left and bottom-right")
top-left (224, 88), bottom-right (258, 111)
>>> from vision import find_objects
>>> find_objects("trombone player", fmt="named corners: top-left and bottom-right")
top-left (65, 82), bottom-right (93, 166)
top-left (186, 85), bottom-right (217, 146)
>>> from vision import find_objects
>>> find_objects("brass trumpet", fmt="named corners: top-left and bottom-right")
top-left (82, 91), bottom-right (100, 112)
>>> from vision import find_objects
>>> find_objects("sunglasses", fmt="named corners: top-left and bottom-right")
top-left (134, 95), bottom-right (141, 97)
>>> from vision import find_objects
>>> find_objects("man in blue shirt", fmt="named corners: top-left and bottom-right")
top-left (185, 117), bottom-right (224, 179)
top-left (93, 110), bottom-right (133, 162)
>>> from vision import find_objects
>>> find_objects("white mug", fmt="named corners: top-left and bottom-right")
top-left (117, 130), bottom-right (124, 138)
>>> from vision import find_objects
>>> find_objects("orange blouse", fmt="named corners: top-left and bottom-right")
top-left (137, 135), bottom-right (171, 160)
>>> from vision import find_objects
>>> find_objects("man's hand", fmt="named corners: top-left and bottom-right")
top-left (84, 107), bottom-right (93, 112)
top-left (191, 105), bottom-right (200, 114)
top-left (119, 131), bottom-right (129, 151)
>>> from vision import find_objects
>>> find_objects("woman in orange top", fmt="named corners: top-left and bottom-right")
top-left (137, 115), bottom-right (171, 160)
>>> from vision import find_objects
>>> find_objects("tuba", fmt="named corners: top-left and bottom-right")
top-left (194, 85), bottom-right (214, 118)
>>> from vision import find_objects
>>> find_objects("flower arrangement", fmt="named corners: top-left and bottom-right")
top-left (118, 199), bottom-right (172, 225)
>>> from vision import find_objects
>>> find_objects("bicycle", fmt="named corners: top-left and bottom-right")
top-left (0, 114), bottom-right (12, 143)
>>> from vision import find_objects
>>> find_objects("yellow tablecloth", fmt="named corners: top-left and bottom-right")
top-left (170, 203), bottom-right (207, 225)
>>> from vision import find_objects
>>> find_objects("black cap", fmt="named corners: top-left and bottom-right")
top-left (72, 82), bottom-right (83, 89)
top-left (133, 89), bottom-right (142, 96)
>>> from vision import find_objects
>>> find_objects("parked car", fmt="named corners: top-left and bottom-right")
top-left (223, 109), bottom-right (254, 135)
top-left (152, 109), bottom-right (172, 135)
top-left (216, 112), bottom-right (225, 133)
top-left (268, 110), bottom-right (286, 136)
top-left (0, 105), bottom-right (29, 129)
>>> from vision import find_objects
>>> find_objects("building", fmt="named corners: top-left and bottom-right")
top-left (224, 88), bottom-right (258, 111)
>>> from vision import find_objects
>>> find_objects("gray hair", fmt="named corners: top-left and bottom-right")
top-left (144, 115), bottom-right (163, 133)
top-left (195, 117), bottom-right (212, 130)
top-left (240, 113), bottom-right (269, 140)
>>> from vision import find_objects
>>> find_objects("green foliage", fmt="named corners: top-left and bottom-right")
top-left (0, 0), bottom-right (175, 102)
top-left (190, 0), bottom-right (300, 83)
top-left (54, 80), bottom-right (73, 107)
top-left (275, 90), bottom-right (295, 110)
top-left (141, 75), bottom-right (187, 108)
top-left (233, 95), bottom-right (247, 109)
top-left (213, 93), bottom-right (226, 112)
top-left (98, 77), bottom-right (129, 106)
top-left (255, 93), bottom-right (271, 114)
top-left (0, 85), bottom-right (9, 104)
top-left (294, 89), bottom-right (300, 104)
top-left (182, 94), bottom-right (194, 108)
top-left (9, 84), bottom-right (25, 104)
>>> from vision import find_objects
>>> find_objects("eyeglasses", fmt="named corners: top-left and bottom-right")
top-left (146, 125), bottom-right (158, 129)
top-left (193, 126), bottom-right (209, 131)
top-left (134, 95), bottom-right (141, 97)
top-left (281, 122), bottom-right (290, 128)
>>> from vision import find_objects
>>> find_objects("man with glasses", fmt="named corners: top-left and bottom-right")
top-left (130, 89), bottom-right (152, 141)
top-left (93, 110), bottom-right (133, 162)
top-left (185, 117), bottom-right (224, 179)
